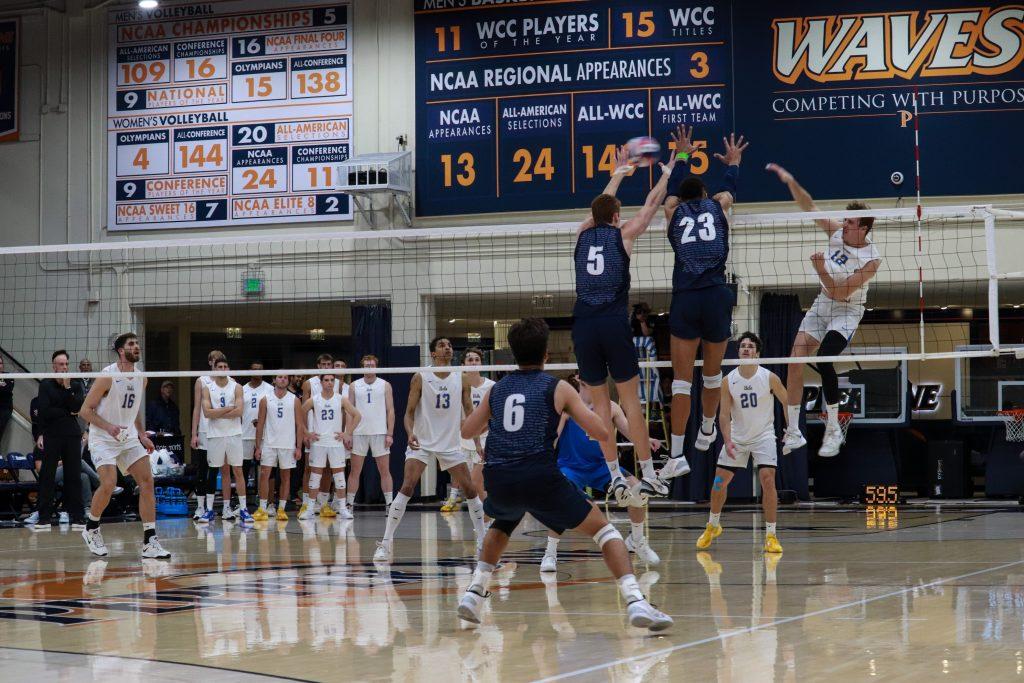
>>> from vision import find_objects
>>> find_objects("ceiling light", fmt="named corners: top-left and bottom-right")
top-left (940, 305), bottom-right (949, 310)
top-left (139, 0), bottom-right (159, 8)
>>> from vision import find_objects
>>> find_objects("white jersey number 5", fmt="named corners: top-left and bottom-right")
top-left (586, 245), bottom-right (604, 275)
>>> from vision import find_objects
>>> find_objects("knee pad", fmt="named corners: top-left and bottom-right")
top-left (672, 379), bottom-right (692, 397)
top-left (491, 518), bottom-right (518, 536)
top-left (333, 472), bottom-right (346, 490)
top-left (702, 372), bottom-right (723, 389)
top-left (308, 472), bottom-right (321, 491)
top-left (593, 523), bottom-right (623, 548)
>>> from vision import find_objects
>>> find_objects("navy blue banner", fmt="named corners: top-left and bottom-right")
top-left (415, 1), bottom-right (1024, 215)
top-left (0, 19), bottom-right (17, 142)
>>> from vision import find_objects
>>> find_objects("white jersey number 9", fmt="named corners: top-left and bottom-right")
top-left (503, 394), bottom-right (525, 432)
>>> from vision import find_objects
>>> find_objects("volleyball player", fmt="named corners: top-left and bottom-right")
top-left (202, 358), bottom-right (252, 524)
top-left (327, 359), bottom-right (351, 513)
top-left (190, 350), bottom-right (224, 521)
top-left (253, 374), bottom-right (304, 521)
top-left (659, 130), bottom-right (750, 480)
top-left (572, 135), bottom-right (683, 504)
top-left (79, 333), bottom-right (170, 559)
top-left (695, 333), bottom-right (787, 553)
top-left (456, 318), bottom-right (671, 631)
top-left (766, 163), bottom-right (881, 457)
top-left (301, 354), bottom-right (335, 512)
top-left (373, 337), bottom-right (485, 562)
top-left (443, 348), bottom-right (494, 512)
top-left (300, 373), bottom-right (359, 520)
top-left (540, 373), bottom-right (661, 573)
top-left (242, 363), bottom-right (272, 489)
top-left (348, 355), bottom-right (395, 509)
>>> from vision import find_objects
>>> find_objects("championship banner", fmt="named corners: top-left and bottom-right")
top-left (0, 19), bottom-right (18, 143)
top-left (414, 1), bottom-right (1024, 216)
top-left (107, 1), bottom-right (353, 230)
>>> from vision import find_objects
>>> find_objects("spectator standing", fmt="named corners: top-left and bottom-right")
top-left (35, 350), bottom-right (85, 528)
top-left (631, 303), bottom-right (662, 406)
top-left (147, 380), bottom-right (181, 434)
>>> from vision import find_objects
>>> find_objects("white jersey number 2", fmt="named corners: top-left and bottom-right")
top-left (503, 394), bottom-right (525, 432)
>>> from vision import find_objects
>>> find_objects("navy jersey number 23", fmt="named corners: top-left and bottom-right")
top-left (669, 198), bottom-right (729, 291)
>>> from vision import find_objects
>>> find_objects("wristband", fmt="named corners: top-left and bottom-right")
top-left (676, 151), bottom-right (690, 161)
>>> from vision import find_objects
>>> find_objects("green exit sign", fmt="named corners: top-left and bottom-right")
top-left (243, 277), bottom-right (263, 296)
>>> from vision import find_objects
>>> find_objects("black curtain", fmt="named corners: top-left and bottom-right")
top-left (759, 293), bottom-right (809, 500)
top-left (351, 304), bottom-right (392, 367)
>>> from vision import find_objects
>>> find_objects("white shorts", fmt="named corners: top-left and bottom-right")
top-left (90, 439), bottom-right (148, 475)
top-left (405, 448), bottom-right (467, 472)
top-left (798, 292), bottom-right (865, 342)
top-left (242, 438), bottom-right (255, 461)
top-left (352, 434), bottom-right (389, 458)
top-left (260, 447), bottom-right (296, 470)
top-left (463, 448), bottom-right (483, 466)
top-left (207, 436), bottom-right (243, 467)
top-left (718, 434), bottom-right (778, 469)
top-left (309, 444), bottom-right (347, 469)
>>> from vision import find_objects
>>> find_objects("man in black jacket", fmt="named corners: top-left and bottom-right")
top-left (35, 350), bottom-right (85, 527)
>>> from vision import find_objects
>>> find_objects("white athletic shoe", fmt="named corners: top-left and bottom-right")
top-left (782, 428), bottom-right (807, 455)
top-left (626, 534), bottom-right (661, 566)
top-left (82, 528), bottom-right (108, 557)
top-left (142, 537), bottom-right (171, 559)
top-left (627, 599), bottom-right (673, 632)
top-left (192, 505), bottom-right (206, 522)
top-left (457, 587), bottom-right (489, 624)
top-left (639, 475), bottom-right (669, 497)
top-left (266, 503), bottom-right (277, 518)
top-left (694, 423), bottom-right (718, 452)
top-left (819, 424), bottom-right (843, 458)
top-left (222, 507), bottom-right (237, 522)
top-left (540, 553), bottom-right (557, 573)
top-left (373, 540), bottom-right (392, 562)
top-left (658, 455), bottom-right (691, 480)
top-left (338, 504), bottom-right (354, 520)
top-left (610, 476), bottom-right (644, 507)
top-left (297, 503), bottom-right (314, 520)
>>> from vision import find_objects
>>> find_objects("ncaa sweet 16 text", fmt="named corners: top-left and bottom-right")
top-left (107, 0), bottom-right (353, 230)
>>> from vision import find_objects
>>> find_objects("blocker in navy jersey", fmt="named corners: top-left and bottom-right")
top-left (482, 371), bottom-right (592, 533)
top-left (572, 224), bottom-right (639, 384)
top-left (669, 198), bottom-right (734, 342)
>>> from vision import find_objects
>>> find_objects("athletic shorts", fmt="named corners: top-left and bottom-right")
top-left (352, 434), bottom-right (389, 458)
top-left (242, 439), bottom-right (256, 461)
top-left (798, 292), bottom-right (865, 342)
top-left (671, 284), bottom-right (734, 342)
top-left (571, 315), bottom-right (639, 385)
top-left (207, 436), bottom-right (243, 467)
top-left (309, 444), bottom-right (347, 469)
top-left (483, 463), bottom-right (593, 535)
top-left (89, 439), bottom-right (148, 475)
top-left (405, 448), bottom-right (467, 472)
top-left (559, 463), bottom-right (629, 495)
top-left (260, 447), bottom-right (296, 469)
top-left (718, 433), bottom-right (778, 469)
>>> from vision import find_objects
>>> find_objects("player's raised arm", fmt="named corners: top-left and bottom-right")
top-left (554, 380), bottom-right (609, 442)
top-left (621, 127), bottom-right (686, 241)
top-left (765, 162), bottom-right (840, 234)
top-left (710, 133), bottom-right (748, 212)
top-left (576, 147), bottom-right (633, 236)
top-left (663, 125), bottom-right (698, 220)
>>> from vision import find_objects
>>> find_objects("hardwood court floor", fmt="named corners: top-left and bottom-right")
top-left (0, 506), bottom-right (1022, 681)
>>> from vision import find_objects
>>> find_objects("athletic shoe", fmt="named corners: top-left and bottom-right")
top-left (782, 428), bottom-right (807, 455)
top-left (142, 537), bottom-right (171, 559)
top-left (626, 534), bottom-right (661, 566)
top-left (22, 511), bottom-right (39, 526)
top-left (440, 491), bottom-right (464, 513)
top-left (338, 505), bottom-right (354, 520)
top-left (658, 455), bottom-right (691, 480)
top-left (252, 508), bottom-right (269, 522)
top-left (276, 507), bottom-right (289, 521)
top-left (82, 528), bottom-right (108, 556)
top-left (540, 553), bottom-right (557, 573)
top-left (626, 600), bottom-right (673, 632)
top-left (373, 540), bottom-right (392, 562)
top-left (639, 474), bottom-right (669, 497)
top-left (238, 508), bottom-right (255, 525)
top-left (819, 424), bottom-right (843, 457)
top-left (694, 423), bottom-right (718, 452)
top-left (266, 504), bottom-right (277, 518)
top-left (297, 503), bottom-right (313, 520)
top-left (192, 505), bottom-right (207, 522)
top-left (201, 509), bottom-right (216, 524)
top-left (610, 476), bottom-right (642, 507)
top-left (695, 523), bottom-right (723, 550)
top-left (222, 507), bottom-right (238, 522)
top-left (764, 533), bottom-right (783, 554)
top-left (59, 512), bottom-right (69, 525)
top-left (456, 587), bottom-right (489, 624)
top-left (320, 503), bottom-right (337, 519)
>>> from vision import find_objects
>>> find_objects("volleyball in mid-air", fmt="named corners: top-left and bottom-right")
top-left (626, 136), bottom-right (661, 167)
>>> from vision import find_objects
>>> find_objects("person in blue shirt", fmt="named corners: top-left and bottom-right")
top-left (659, 130), bottom-right (750, 481)
top-left (572, 129), bottom-right (684, 505)
top-left (456, 318), bottom-right (672, 632)
top-left (539, 372), bottom-right (662, 574)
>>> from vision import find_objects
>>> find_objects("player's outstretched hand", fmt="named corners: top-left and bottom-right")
top-left (765, 162), bottom-right (793, 184)
top-left (671, 124), bottom-right (697, 157)
top-left (810, 252), bottom-right (827, 273)
top-left (714, 133), bottom-right (748, 166)
top-left (611, 145), bottom-right (633, 176)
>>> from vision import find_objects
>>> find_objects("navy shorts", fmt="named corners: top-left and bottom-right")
top-left (670, 284), bottom-right (734, 342)
top-left (572, 316), bottom-right (639, 385)
top-left (483, 463), bottom-right (594, 535)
